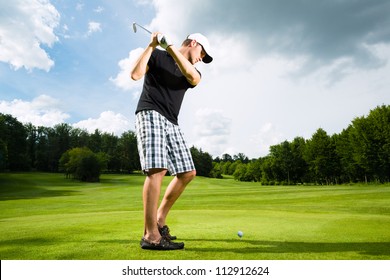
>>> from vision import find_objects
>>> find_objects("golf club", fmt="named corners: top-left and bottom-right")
top-left (132, 22), bottom-right (152, 34)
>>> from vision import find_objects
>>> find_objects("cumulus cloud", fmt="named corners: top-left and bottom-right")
top-left (250, 123), bottom-right (285, 156)
top-left (73, 111), bottom-right (131, 136)
top-left (110, 48), bottom-right (144, 92)
top-left (0, 95), bottom-right (70, 126)
top-left (150, 0), bottom-right (390, 72)
top-left (0, 96), bottom-right (131, 136)
top-left (110, 0), bottom-right (390, 158)
top-left (0, 0), bottom-right (60, 71)
top-left (193, 108), bottom-right (232, 156)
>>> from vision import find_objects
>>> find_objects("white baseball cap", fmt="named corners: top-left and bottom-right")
top-left (187, 33), bottom-right (213, 63)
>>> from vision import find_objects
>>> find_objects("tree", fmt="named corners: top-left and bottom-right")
top-left (209, 162), bottom-right (223, 178)
top-left (304, 128), bottom-right (339, 184)
top-left (100, 132), bottom-right (120, 172)
top-left (335, 126), bottom-right (360, 183)
top-left (228, 160), bottom-right (241, 175)
top-left (221, 153), bottom-right (233, 162)
top-left (25, 123), bottom-right (37, 170)
top-left (233, 160), bottom-right (261, 182)
top-left (221, 161), bottom-right (232, 175)
top-left (233, 162), bottom-right (249, 181)
top-left (59, 147), bottom-right (107, 182)
top-left (234, 153), bottom-right (249, 164)
top-left (45, 123), bottom-right (73, 172)
top-left (269, 141), bottom-right (294, 184)
top-left (190, 146), bottom-right (213, 177)
top-left (0, 114), bottom-right (29, 171)
top-left (116, 131), bottom-right (140, 173)
top-left (35, 126), bottom-right (50, 171)
top-left (78, 154), bottom-right (101, 182)
top-left (89, 129), bottom-right (102, 153)
top-left (0, 139), bottom-right (7, 171)
top-left (290, 137), bottom-right (309, 183)
top-left (349, 105), bottom-right (390, 182)
top-left (0, 115), bottom-right (8, 171)
top-left (261, 156), bottom-right (275, 185)
top-left (249, 158), bottom-right (263, 182)
top-left (69, 128), bottom-right (89, 148)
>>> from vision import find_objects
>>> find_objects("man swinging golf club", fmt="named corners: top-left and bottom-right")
top-left (130, 31), bottom-right (213, 250)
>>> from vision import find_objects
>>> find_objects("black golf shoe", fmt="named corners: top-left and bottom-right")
top-left (140, 236), bottom-right (184, 250)
top-left (158, 225), bottom-right (177, 240)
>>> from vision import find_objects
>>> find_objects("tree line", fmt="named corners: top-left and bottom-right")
top-left (0, 113), bottom-right (212, 180)
top-left (1, 104), bottom-right (389, 184)
top-left (212, 105), bottom-right (390, 184)
top-left (0, 114), bottom-right (140, 174)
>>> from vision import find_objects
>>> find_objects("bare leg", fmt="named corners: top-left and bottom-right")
top-left (143, 168), bottom-right (167, 243)
top-left (157, 170), bottom-right (196, 227)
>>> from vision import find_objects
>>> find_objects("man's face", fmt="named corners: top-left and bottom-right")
top-left (189, 41), bottom-right (206, 64)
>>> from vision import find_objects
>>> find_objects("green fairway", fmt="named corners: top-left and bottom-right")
top-left (0, 173), bottom-right (389, 260)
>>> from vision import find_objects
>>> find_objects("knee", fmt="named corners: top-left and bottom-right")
top-left (178, 170), bottom-right (196, 183)
top-left (188, 170), bottom-right (196, 180)
top-left (147, 168), bottom-right (167, 181)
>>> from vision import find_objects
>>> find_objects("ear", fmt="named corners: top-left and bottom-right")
top-left (190, 40), bottom-right (197, 47)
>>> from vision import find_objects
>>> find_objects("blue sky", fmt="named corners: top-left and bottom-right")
top-left (1, 0), bottom-right (390, 158)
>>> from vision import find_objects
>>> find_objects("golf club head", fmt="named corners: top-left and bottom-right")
top-left (132, 22), bottom-right (152, 35)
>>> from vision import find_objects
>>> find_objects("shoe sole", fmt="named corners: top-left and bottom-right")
top-left (140, 238), bottom-right (184, 250)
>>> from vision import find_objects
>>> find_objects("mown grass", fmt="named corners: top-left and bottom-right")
top-left (0, 172), bottom-right (389, 260)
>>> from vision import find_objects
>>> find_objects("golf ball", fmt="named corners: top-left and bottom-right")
top-left (237, 231), bottom-right (243, 238)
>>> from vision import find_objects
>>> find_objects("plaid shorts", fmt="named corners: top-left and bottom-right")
top-left (135, 110), bottom-right (195, 176)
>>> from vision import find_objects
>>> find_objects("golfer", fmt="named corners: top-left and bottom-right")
top-left (130, 32), bottom-right (212, 250)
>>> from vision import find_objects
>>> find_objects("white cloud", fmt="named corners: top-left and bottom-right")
top-left (250, 123), bottom-right (285, 156)
top-left (156, 0), bottom-right (390, 71)
top-left (73, 111), bottom-right (131, 136)
top-left (182, 43), bottom-right (390, 158)
top-left (192, 108), bottom-right (232, 156)
top-left (111, 0), bottom-right (390, 159)
top-left (0, 0), bottom-right (60, 71)
top-left (0, 95), bottom-right (70, 126)
top-left (110, 48), bottom-right (144, 92)
top-left (0, 96), bottom-right (131, 136)
top-left (87, 21), bottom-right (102, 35)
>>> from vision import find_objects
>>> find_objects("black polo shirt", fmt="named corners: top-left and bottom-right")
top-left (135, 49), bottom-right (199, 125)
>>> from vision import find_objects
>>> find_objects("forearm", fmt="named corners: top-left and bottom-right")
top-left (130, 45), bottom-right (154, 80)
top-left (167, 46), bottom-right (201, 86)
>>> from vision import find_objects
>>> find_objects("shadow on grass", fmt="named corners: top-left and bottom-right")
top-left (183, 238), bottom-right (390, 257)
top-left (0, 185), bottom-right (79, 201)
top-left (0, 174), bottom-right (81, 201)
top-left (2, 238), bottom-right (389, 259)
top-left (0, 238), bottom-right (134, 246)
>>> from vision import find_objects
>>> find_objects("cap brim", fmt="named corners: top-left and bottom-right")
top-left (203, 54), bottom-right (213, 64)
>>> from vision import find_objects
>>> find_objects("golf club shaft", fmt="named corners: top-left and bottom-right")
top-left (133, 22), bottom-right (152, 34)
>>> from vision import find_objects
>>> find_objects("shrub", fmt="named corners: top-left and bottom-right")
top-left (59, 147), bottom-right (107, 182)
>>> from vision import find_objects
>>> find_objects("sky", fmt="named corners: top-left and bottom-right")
top-left (1, 0), bottom-right (390, 159)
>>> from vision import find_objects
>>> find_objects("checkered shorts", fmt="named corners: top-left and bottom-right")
top-left (135, 110), bottom-right (195, 176)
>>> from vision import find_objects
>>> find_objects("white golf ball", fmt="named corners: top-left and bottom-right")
top-left (237, 231), bottom-right (243, 238)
